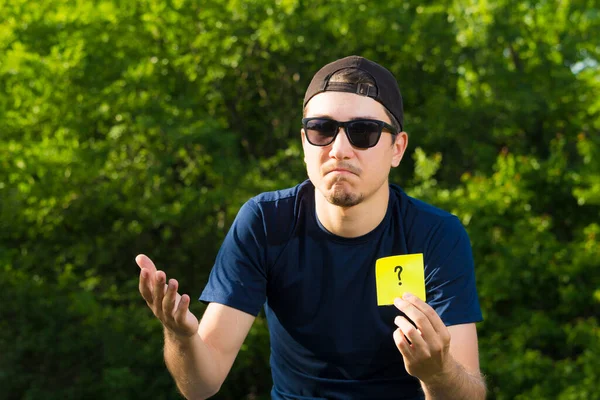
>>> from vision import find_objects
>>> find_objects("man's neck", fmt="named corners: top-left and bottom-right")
top-left (315, 183), bottom-right (390, 238)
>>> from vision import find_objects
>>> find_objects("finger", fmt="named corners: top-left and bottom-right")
top-left (175, 294), bottom-right (191, 326)
top-left (153, 270), bottom-right (168, 317)
top-left (394, 296), bottom-right (436, 338)
top-left (162, 278), bottom-right (179, 323)
top-left (139, 268), bottom-right (154, 304)
top-left (393, 328), bottom-right (413, 358)
top-left (394, 315), bottom-right (427, 349)
top-left (402, 292), bottom-right (447, 335)
top-left (135, 254), bottom-right (157, 273)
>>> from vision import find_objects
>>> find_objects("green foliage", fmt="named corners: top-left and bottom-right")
top-left (0, 0), bottom-right (598, 399)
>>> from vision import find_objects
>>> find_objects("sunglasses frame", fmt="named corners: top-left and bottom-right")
top-left (301, 117), bottom-right (397, 149)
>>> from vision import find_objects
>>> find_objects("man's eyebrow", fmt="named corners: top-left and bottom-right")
top-left (307, 114), bottom-right (334, 119)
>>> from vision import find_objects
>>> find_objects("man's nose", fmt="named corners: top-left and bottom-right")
top-left (329, 128), bottom-right (354, 159)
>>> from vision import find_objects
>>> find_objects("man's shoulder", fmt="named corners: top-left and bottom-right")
top-left (389, 184), bottom-right (466, 240)
top-left (250, 179), bottom-right (313, 208)
top-left (390, 184), bottom-right (456, 220)
top-left (237, 180), bottom-right (313, 243)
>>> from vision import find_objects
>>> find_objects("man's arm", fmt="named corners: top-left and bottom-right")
top-left (163, 303), bottom-right (255, 399)
top-left (137, 255), bottom-right (255, 399)
top-left (393, 294), bottom-right (486, 400)
top-left (419, 323), bottom-right (485, 399)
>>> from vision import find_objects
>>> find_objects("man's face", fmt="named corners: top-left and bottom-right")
top-left (302, 91), bottom-right (408, 208)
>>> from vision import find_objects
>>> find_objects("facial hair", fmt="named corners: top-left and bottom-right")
top-left (326, 174), bottom-right (364, 207)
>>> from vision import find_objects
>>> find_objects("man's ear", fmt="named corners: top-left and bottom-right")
top-left (391, 131), bottom-right (408, 168)
top-left (301, 128), bottom-right (308, 164)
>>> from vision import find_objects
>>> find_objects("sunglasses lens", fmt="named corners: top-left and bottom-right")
top-left (347, 121), bottom-right (382, 148)
top-left (305, 119), bottom-right (338, 145)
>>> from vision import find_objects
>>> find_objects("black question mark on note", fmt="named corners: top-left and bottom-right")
top-left (395, 266), bottom-right (403, 286)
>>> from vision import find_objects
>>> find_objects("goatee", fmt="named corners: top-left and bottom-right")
top-left (327, 185), bottom-right (363, 207)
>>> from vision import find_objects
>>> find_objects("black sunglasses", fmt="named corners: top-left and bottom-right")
top-left (302, 117), bottom-right (397, 149)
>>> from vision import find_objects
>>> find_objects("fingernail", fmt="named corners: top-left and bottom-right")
top-left (403, 292), bottom-right (413, 299)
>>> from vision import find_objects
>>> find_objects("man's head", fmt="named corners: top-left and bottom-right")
top-left (301, 56), bottom-right (408, 208)
top-left (303, 55), bottom-right (404, 133)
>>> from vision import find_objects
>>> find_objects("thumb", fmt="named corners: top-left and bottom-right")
top-left (135, 254), bottom-right (158, 272)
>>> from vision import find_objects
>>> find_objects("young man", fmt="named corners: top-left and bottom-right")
top-left (137, 56), bottom-right (486, 399)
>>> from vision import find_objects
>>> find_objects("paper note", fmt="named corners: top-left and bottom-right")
top-left (375, 254), bottom-right (426, 305)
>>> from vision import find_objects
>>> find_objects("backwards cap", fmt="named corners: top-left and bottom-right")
top-left (303, 55), bottom-right (404, 131)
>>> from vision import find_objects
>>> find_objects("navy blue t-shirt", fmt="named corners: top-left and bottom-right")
top-left (200, 180), bottom-right (482, 399)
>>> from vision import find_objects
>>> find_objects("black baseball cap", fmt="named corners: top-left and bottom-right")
top-left (303, 55), bottom-right (404, 131)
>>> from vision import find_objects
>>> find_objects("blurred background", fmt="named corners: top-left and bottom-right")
top-left (1, 0), bottom-right (599, 399)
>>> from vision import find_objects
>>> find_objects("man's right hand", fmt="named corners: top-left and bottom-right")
top-left (136, 254), bottom-right (199, 338)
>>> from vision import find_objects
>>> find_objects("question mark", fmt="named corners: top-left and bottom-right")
top-left (395, 266), bottom-right (403, 286)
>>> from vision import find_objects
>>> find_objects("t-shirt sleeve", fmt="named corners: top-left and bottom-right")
top-left (199, 199), bottom-right (267, 316)
top-left (424, 216), bottom-right (483, 326)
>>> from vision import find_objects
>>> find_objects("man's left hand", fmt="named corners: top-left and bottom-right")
top-left (392, 293), bottom-right (453, 384)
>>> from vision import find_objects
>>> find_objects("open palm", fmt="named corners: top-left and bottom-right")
top-left (136, 254), bottom-right (199, 338)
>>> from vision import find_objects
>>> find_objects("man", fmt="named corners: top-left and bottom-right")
top-left (137, 55), bottom-right (486, 399)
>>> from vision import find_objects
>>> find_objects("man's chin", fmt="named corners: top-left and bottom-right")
top-left (326, 187), bottom-right (363, 208)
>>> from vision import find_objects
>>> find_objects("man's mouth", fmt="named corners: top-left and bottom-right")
top-left (324, 163), bottom-right (361, 176)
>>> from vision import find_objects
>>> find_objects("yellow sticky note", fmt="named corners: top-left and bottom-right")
top-left (375, 254), bottom-right (426, 305)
